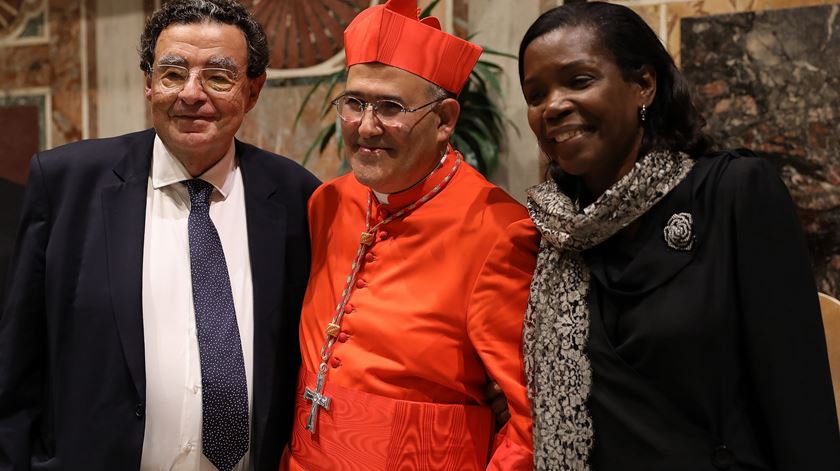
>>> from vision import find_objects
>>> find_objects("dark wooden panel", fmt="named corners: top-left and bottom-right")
top-left (0, 104), bottom-right (38, 185)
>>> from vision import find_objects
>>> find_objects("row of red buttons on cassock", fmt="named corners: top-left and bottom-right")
top-left (330, 229), bottom-right (390, 369)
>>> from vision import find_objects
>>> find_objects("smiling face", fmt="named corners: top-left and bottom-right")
top-left (521, 26), bottom-right (655, 196)
top-left (144, 21), bottom-right (266, 175)
top-left (340, 63), bottom-right (458, 194)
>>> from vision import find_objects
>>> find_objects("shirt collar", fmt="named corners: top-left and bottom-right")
top-left (151, 135), bottom-right (237, 198)
top-left (373, 148), bottom-right (452, 208)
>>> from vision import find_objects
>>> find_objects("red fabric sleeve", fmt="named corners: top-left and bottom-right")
top-left (466, 218), bottom-right (539, 470)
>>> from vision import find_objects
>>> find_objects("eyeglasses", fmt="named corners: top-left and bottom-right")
top-left (331, 95), bottom-right (444, 127)
top-left (154, 64), bottom-right (240, 93)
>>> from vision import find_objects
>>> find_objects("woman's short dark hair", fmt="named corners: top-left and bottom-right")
top-left (139, 0), bottom-right (269, 79)
top-left (518, 1), bottom-right (711, 160)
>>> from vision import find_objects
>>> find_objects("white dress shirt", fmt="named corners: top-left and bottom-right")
top-left (140, 136), bottom-right (253, 471)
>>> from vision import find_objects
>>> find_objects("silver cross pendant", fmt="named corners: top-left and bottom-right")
top-left (303, 364), bottom-right (331, 433)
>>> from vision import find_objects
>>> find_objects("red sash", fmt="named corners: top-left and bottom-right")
top-left (284, 369), bottom-right (495, 471)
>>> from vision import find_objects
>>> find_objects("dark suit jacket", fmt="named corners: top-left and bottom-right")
top-left (0, 129), bottom-right (321, 470)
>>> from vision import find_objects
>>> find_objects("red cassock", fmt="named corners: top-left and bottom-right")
top-left (283, 148), bottom-right (538, 470)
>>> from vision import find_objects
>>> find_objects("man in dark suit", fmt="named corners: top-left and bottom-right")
top-left (0, 1), bottom-right (319, 470)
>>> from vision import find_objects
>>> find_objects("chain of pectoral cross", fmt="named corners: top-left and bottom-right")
top-left (303, 147), bottom-right (461, 434)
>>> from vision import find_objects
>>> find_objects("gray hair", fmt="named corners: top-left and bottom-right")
top-left (139, 0), bottom-right (269, 78)
top-left (427, 82), bottom-right (457, 101)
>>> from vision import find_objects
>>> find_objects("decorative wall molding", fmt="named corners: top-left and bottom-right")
top-left (0, 0), bottom-right (48, 47)
top-left (246, 0), bottom-right (374, 79)
top-left (0, 86), bottom-right (51, 150)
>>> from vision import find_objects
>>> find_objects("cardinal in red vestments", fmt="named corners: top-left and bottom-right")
top-left (282, 1), bottom-right (538, 469)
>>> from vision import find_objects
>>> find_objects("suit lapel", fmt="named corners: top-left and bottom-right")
top-left (101, 131), bottom-right (154, 399)
top-left (238, 142), bottom-right (288, 455)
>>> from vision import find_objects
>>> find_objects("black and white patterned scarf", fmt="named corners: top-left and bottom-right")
top-left (524, 150), bottom-right (694, 470)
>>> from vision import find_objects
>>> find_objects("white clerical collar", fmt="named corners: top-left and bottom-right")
top-left (372, 190), bottom-right (389, 204)
top-left (369, 151), bottom-right (448, 205)
top-left (151, 135), bottom-right (237, 198)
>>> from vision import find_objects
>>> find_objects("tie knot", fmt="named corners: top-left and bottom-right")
top-left (185, 179), bottom-right (214, 207)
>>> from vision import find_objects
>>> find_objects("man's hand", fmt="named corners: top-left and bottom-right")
top-left (484, 381), bottom-right (510, 428)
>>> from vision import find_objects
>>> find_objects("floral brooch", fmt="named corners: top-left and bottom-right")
top-left (663, 212), bottom-right (694, 251)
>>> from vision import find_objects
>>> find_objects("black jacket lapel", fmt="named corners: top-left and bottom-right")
top-left (101, 130), bottom-right (154, 399)
top-left (238, 141), bottom-right (288, 461)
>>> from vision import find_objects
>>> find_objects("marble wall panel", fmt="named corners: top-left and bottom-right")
top-left (682, 4), bottom-right (840, 297)
top-left (0, 0), bottom-right (93, 167)
top-left (618, 0), bottom-right (837, 66)
top-left (0, 44), bottom-right (51, 88)
top-left (48, 0), bottom-right (85, 145)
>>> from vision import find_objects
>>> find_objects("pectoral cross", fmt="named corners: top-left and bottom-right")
top-left (304, 365), bottom-right (331, 433)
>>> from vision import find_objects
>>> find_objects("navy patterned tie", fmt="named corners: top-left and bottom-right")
top-left (185, 179), bottom-right (249, 471)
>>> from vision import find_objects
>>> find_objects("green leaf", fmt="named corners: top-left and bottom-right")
top-left (466, 70), bottom-right (489, 95)
top-left (475, 60), bottom-right (503, 73)
top-left (419, 0), bottom-right (440, 18)
top-left (473, 63), bottom-right (502, 95)
top-left (318, 124), bottom-right (336, 154)
top-left (293, 75), bottom-right (329, 129)
top-left (481, 47), bottom-right (517, 60)
top-left (451, 133), bottom-right (480, 171)
top-left (457, 130), bottom-right (487, 174)
top-left (302, 122), bottom-right (337, 166)
top-left (458, 112), bottom-right (495, 140)
top-left (464, 128), bottom-right (498, 175)
top-left (318, 70), bottom-right (346, 117)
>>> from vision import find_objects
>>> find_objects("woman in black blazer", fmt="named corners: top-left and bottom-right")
top-left (517, 2), bottom-right (840, 470)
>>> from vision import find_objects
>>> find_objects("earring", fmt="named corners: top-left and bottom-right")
top-left (640, 104), bottom-right (647, 122)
